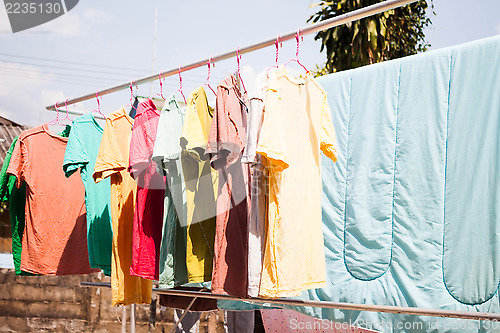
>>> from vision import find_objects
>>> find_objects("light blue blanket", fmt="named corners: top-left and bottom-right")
top-left (291, 35), bottom-right (500, 332)
top-left (221, 35), bottom-right (500, 332)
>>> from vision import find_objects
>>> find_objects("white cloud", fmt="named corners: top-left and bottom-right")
top-left (83, 8), bottom-right (110, 23)
top-left (39, 12), bottom-right (84, 37)
top-left (0, 61), bottom-right (63, 126)
top-left (40, 88), bottom-right (66, 107)
top-left (40, 7), bottom-right (110, 37)
top-left (0, 61), bottom-right (47, 95)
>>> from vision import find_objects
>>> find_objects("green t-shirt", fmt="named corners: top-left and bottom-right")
top-left (63, 113), bottom-right (112, 276)
top-left (0, 137), bottom-right (30, 275)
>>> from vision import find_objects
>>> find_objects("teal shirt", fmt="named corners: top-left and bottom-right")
top-left (63, 113), bottom-right (112, 276)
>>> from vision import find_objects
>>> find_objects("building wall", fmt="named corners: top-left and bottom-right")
top-left (0, 269), bottom-right (224, 332)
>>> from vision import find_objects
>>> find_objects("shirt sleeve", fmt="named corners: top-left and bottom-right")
top-left (93, 118), bottom-right (126, 183)
top-left (0, 137), bottom-right (18, 201)
top-left (63, 123), bottom-right (89, 178)
top-left (319, 95), bottom-right (338, 162)
top-left (7, 137), bottom-right (27, 188)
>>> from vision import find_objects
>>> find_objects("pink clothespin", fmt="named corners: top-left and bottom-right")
top-left (284, 28), bottom-right (309, 73)
top-left (177, 66), bottom-right (187, 105)
top-left (127, 81), bottom-right (138, 112)
top-left (267, 34), bottom-right (281, 71)
top-left (48, 102), bottom-right (62, 125)
top-left (205, 56), bottom-right (216, 96)
top-left (92, 92), bottom-right (105, 118)
top-left (236, 47), bottom-right (247, 94)
top-left (62, 99), bottom-right (71, 122)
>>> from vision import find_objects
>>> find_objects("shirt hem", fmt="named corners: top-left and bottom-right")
top-left (20, 266), bottom-right (101, 276)
top-left (258, 280), bottom-right (326, 298)
top-left (187, 275), bottom-right (213, 284)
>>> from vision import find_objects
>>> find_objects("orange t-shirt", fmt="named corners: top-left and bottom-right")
top-left (93, 108), bottom-right (152, 306)
top-left (7, 124), bottom-right (97, 275)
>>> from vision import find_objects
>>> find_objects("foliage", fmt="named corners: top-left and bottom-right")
top-left (309, 0), bottom-right (434, 74)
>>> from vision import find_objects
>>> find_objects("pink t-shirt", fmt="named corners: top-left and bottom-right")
top-left (205, 74), bottom-right (250, 297)
top-left (128, 99), bottom-right (165, 280)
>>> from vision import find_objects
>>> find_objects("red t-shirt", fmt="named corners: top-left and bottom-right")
top-left (128, 99), bottom-right (165, 280)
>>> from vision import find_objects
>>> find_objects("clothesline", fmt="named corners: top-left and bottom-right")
top-left (45, 0), bottom-right (418, 111)
top-left (80, 282), bottom-right (500, 322)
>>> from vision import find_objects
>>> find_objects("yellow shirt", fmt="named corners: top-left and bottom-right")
top-left (256, 67), bottom-right (337, 298)
top-left (180, 87), bottom-right (218, 283)
top-left (93, 108), bottom-right (152, 306)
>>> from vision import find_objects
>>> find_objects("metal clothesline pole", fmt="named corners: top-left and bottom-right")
top-left (46, 0), bottom-right (419, 111)
top-left (80, 282), bottom-right (500, 321)
top-left (151, 288), bottom-right (500, 322)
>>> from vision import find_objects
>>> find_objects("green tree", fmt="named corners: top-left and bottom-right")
top-left (309, 0), bottom-right (433, 74)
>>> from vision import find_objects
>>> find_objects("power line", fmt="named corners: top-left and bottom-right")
top-left (0, 60), bottom-right (225, 85)
top-left (0, 66), bottom-right (121, 84)
top-left (0, 52), bottom-right (226, 81)
top-left (0, 59), bottom-right (149, 79)
top-left (0, 66), bottom-right (204, 90)
top-left (1, 71), bottom-right (109, 88)
top-left (0, 52), bottom-right (150, 74)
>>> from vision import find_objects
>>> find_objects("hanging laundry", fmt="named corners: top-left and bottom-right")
top-left (152, 95), bottom-right (189, 288)
top-left (128, 98), bottom-right (165, 281)
top-left (0, 127), bottom-right (72, 276)
top-left (179, 86), bottom-right (217, 283)
top-left (93, 108), bottom-right (152, 306)
top-left (256, 66), bottom-right (337, 298)
top-left (63, 112), bottom-right (113, 276)
top-left (205, 74), bottom-right (250, 297)
top-left (7, 124), bottom-right (98, 275)
top-left (242, 71), bottom-right (270, 297)
top-left (0, 137), bottom-right (31, 275)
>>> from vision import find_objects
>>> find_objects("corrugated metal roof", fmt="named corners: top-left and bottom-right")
top-left (0, 116), bottom-right (30, 166)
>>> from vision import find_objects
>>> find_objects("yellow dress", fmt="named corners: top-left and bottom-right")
top-left (93, 108), bottom-right (152, 306)
top-left (256, 67), bottom-right (337, 298)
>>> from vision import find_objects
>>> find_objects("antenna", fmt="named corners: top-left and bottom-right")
top-left (149, 7), bottom-right (159, 96)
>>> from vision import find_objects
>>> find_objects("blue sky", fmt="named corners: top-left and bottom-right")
top-left (0, 0), bottom-right (499, 128)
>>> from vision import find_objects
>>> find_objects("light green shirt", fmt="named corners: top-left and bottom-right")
top-left (152, 95), bottom-right (188, 288)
